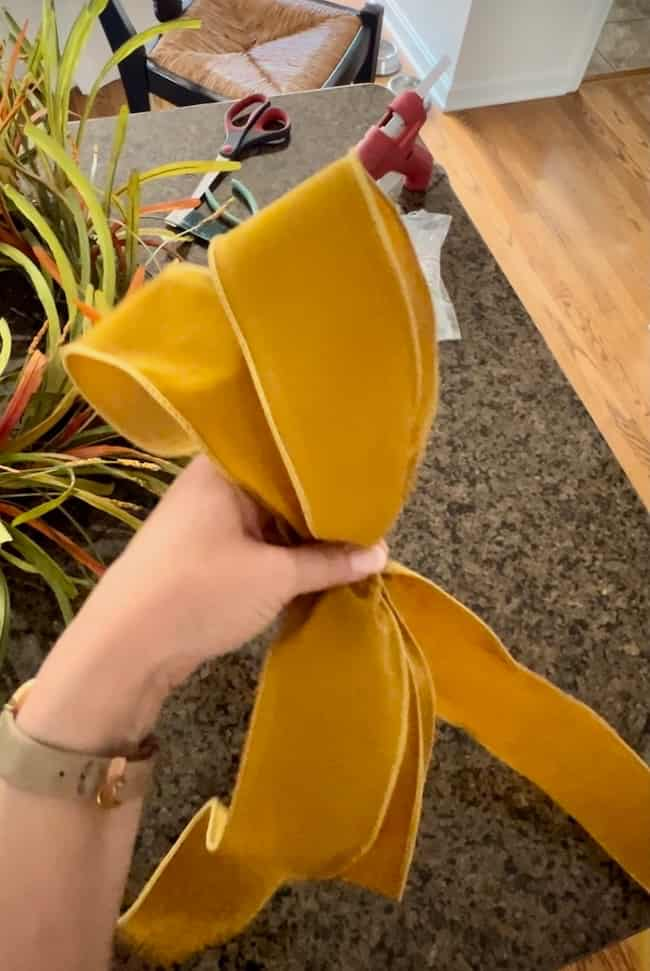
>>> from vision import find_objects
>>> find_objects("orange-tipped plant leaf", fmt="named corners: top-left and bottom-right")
top-left (0, 20), bottom-right (29, 119)
top-left (0, 226), bottom-right (31, 255)
top-left (0, 91), bottom-right (28, 135)
top-left (33, 244), bottom-right (62, 285)
top-left (126, 264), bottom-right (145, 296)
top-left (76, 299), bottom-right (102, 323)
top-left (0, 351), bottom-right (47, 447)
top-left (0, 501), bottom-right (105, 576)
top-left (50, 406), bottom-right (95, 449)
top-left (138, 197), bottom-right (200, 215)
top-left (33, 246), bottom-right (102, 323)
top-left (0, 194), bottom-right (21, 241)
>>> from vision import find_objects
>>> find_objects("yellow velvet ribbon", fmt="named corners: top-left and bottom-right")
top-left (62, 151), bottom-right (650, 965)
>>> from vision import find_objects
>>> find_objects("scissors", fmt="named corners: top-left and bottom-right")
top-left (167, 93), bottom-right (291, 230)
top-left (178, 179), bottom-right (259, 245)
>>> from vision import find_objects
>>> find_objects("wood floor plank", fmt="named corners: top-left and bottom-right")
top-left (562, 928), bottom-right (650, 970)
top-left (581, 76), bottom-right (650, 176)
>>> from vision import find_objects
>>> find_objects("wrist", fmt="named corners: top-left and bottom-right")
top-left (17, 614), bottom-right (166, 755)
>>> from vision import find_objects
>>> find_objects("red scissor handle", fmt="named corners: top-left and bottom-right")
top-left (222, 94), bottom-right (291, 160)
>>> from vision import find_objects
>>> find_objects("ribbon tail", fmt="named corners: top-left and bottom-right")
top-left (119, 580), bottom-right (411, 963)
top-left (117, 798), bottom-right (280, 966)
top-left (344, 591), bottom-right (436, 898)
top-left (386, 564), bottom-right (650, 892)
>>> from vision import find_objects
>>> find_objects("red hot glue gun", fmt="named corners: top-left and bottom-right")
top-left (357, 59), bottom-right (449, 192)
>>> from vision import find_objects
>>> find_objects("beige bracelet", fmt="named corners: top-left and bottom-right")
top-left (0, 681), bottom-right (158, 809)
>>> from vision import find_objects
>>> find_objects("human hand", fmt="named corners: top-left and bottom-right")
top-left (18, 457), bottom-right (387, 752)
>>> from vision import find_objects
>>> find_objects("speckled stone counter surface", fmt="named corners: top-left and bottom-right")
top-left (3, 85), bottom-right (649, 970)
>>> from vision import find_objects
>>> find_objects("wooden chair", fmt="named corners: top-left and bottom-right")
top-left (100, 0), bottom-right (384, 113)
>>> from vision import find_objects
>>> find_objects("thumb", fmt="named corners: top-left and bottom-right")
top-left (286, 541), bottom-right (388, 596)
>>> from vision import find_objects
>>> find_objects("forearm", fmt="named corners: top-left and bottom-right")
top-left (0, 782), bottom-right (142, 971)
top-left (0, 457), bottom-right (386, 971)
top-left (0, 589), bottom-right (165, 971)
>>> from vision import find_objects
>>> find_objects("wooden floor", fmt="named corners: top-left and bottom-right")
top-left (421, 75), bottom-right (650, 509)
top-left (563, 928), bottom-right (650, 970)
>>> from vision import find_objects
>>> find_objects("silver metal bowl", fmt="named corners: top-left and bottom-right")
top-left (377, 39), bottom-right (401, 76)
top-left (387, 73), bottom-right (433, 109)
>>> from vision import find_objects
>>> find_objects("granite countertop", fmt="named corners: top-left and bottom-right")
top-left (81, 85), bottom-right (394, 216)
top-left (4, 85), bottom-right (648, 970)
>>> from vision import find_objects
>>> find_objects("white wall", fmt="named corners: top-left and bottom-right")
top-left (385, 0), bottom-right (612, 111)
top-left (448, 0), bottom-right (611, 109)
top-left (2, 0), bottom-right (154, 90)
top-left (382, 0), bottom-right (472, 106)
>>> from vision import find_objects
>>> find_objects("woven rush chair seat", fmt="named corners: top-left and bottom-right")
top-left (151, 0), bottom-right (362, 98)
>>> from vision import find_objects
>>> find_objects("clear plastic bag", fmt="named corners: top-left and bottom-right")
top-left (401, 210), bottom-right (461, 342)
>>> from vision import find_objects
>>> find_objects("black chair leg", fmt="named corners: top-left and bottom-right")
top-left (99, 0), bottom-right (151, 112)
top-left (153, 0), bottom-right (185, 21)
top-left (357, 2), bottom-right (384, 83)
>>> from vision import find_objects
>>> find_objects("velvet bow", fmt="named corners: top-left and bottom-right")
top-left (63, 152), bottom-right (650, 965)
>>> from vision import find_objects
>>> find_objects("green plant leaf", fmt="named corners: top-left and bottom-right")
top-left (115, 158), bottom-right (239, 195)
top-left (72, 489), bottom-right (143, 530)
top-left (0, 450), bottom-right (88, 465)
top-left (40, 0), bottom-right (61, 144)
top-left (0, 458), bottom-right (147, 517)
top-left (7, 525), bottom-right (75, 622)
top-left (0, 546), bottom-right (85, 590)
top-left (93, 289), bottom-right (109, 316)
top-left (104, 104), bottom-right (129, 216)
top-left (2, 9), bottom-right (32, 49)
top-left (2, 184), bottom-right (78, 331)
top-left (24, 122), bottom-right (117, 306)
top-left (11, 465), bottom-right (75, 526)
top-left (76, 18), bottom-right (201, 145)
top-left (0, 549), bottom-right (40, 573)
top-left (57, 0), bottom-right (109, 129)
top-left (67, 423), bottom-right (114, 446)
top-left (125, 170), bottom-right (140, 280)
top-left (0, 242), bottom-right (60, 348)
top-left (0, 317), bottom-right (12, 377)
top-left (26, 36), bottom-right (42, 76)
top-left (0, 520), bottom-right (12, 546)
top-left (63, 187), bottom-right (91, 324)
top-left (92, 463), bottom-right (168, 497)
top-left (71, 477), bottom-right (114, 496)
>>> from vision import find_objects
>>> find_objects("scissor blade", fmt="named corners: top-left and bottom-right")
top-left (166, 158), bottom-right (228, 227)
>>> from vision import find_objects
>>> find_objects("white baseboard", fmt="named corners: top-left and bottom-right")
top-left (380, 0), bottom-right (453, 111)
top-left (445, 70), bottom-right (576, 111)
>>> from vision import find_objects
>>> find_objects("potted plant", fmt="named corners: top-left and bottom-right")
top-left (0, 0), bottom-right (236, 663)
